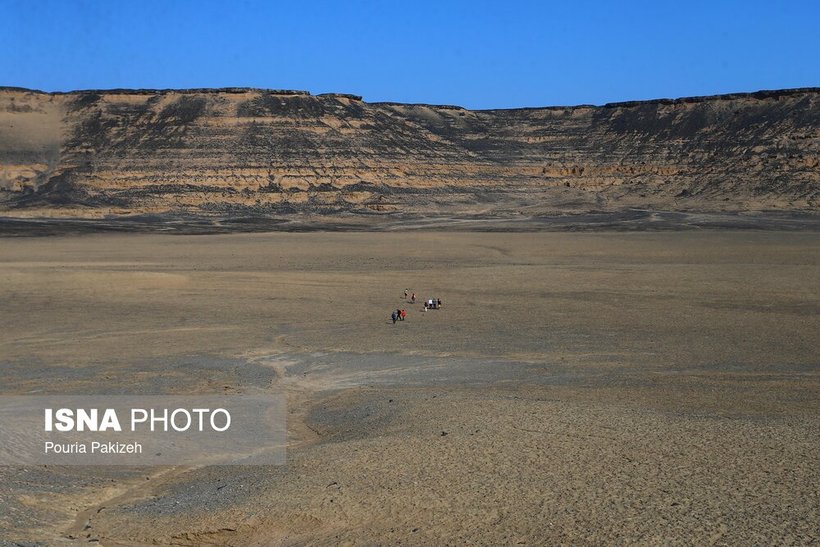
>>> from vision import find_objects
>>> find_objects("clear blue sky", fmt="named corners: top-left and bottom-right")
top-left (2, 0), bottom-right (818, 109)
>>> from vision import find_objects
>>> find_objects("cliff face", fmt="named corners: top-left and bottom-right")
top-left (0, 87), bottom-right (818, 220)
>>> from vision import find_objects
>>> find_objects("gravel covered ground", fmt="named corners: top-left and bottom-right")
top-left (0, 231), bottom-right (818, 544)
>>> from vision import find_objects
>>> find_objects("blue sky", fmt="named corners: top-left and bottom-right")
top-left (1, 0), bottom-right (818, 109)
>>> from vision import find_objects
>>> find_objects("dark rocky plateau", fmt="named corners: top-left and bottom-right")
top-left (0, 86), bottom-right (818, 231)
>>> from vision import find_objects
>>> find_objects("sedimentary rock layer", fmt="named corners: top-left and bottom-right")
top-left (1, 87), bottom-right (818, 218)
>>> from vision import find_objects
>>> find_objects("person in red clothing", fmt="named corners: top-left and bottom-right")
top-left (400, 309), bottom-right (406, 321)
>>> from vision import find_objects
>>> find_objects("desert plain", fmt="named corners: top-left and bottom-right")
top-left (0, 229), bottom-right (818, 545)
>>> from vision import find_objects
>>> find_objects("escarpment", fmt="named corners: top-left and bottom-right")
top-left (0, 87), bottom-right (818, 221)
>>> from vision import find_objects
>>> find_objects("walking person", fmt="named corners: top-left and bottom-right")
top-left (404, 289), bottom-right (408, 299)
top-left (400, 309), bottom-right (406, 321)
top-left (391, 310), bottom-right (398, 324)
top-left (411, 293), bottom-right (416, 303)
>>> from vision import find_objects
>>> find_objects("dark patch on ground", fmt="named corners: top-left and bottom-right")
top-left (2, 209), bottom-right (820, 236)
top-left (0, 355), bottom-right (279, 396)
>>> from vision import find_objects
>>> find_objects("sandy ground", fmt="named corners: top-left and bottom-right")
top-left (0, 231), bottom-right (818, 544)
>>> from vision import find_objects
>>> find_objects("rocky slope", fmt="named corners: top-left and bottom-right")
top-left (0, 87), bottom-right (818, 223)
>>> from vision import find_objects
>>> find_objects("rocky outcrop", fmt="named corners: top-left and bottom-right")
top-left (0, 87), bottom-right (818, 220)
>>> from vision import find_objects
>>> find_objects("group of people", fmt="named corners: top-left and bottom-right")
top-left (391, 289), bottom-right (443, 324)
top-left (423, 298), bottom-right (443, 311)
top-left (391, 308), bottom-right (407, 324)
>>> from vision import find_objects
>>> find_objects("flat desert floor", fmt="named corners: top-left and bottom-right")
top-left (0, 231), bottom-right (818, 545)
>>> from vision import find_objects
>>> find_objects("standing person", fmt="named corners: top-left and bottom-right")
top-left (437, 298), bottom-right (442, 309)
top-left (400, 309), bottom-right (406, 321)
top-left (404, 289), bottom-right (408, 299)
top-left (411, 293), bottom-right (416, 303)
top-left (391, 311), bottom-right (398, 324)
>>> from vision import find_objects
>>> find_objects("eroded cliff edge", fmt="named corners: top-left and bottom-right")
top-left (1, 87), bottom-right (818, 228)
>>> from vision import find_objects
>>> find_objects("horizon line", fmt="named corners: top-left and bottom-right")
top-left (1, 85), bottom-right (818, 112)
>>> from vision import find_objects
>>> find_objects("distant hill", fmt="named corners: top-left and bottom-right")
top-left (1, 87), bottom-right (818, 226)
